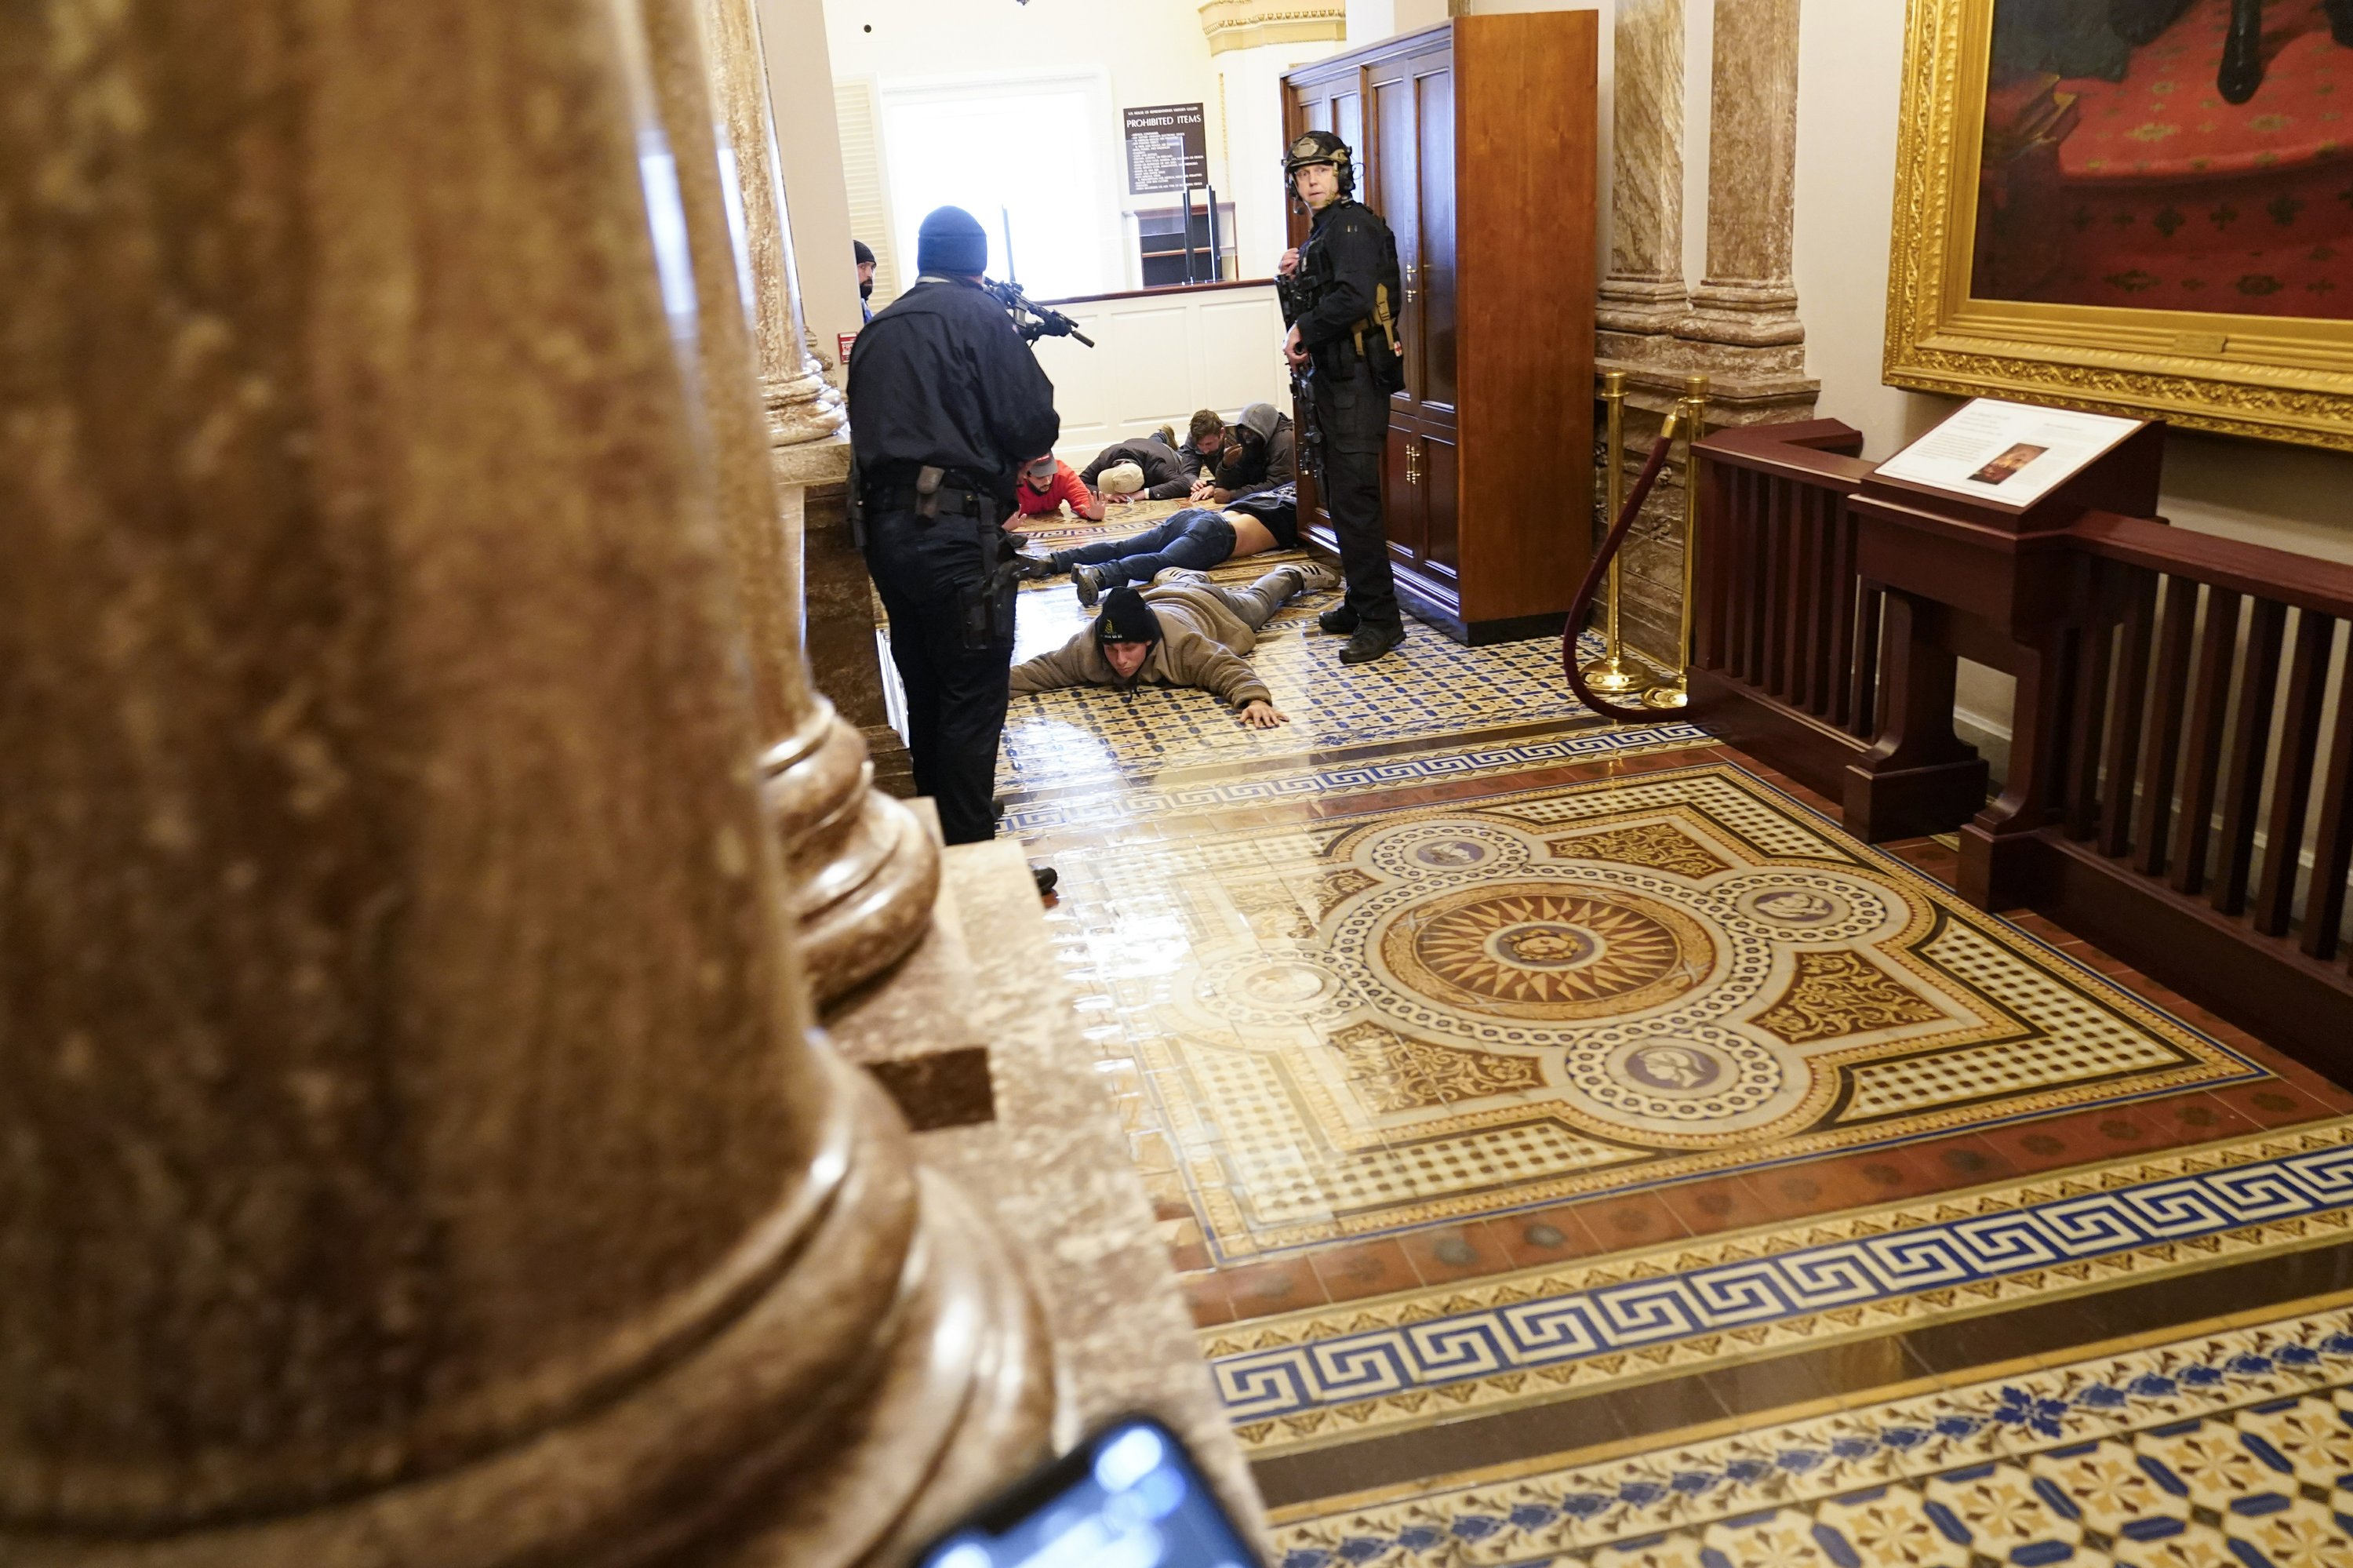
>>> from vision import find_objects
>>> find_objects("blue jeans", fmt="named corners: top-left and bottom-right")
top-left (1051, 509), bottom-right (1235, 589)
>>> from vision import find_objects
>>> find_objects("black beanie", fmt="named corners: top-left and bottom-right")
top-left (916, 206), bottom-right (988, 277)
top-left (1096, 587), bottom-right (1163, 650)
top-left (853, 238), bottom-right (875, 266)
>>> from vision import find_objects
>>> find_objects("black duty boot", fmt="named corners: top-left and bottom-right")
top-left (1317, 603), bottom-right (1360, 635)
top-left (1339, 624), bottom-right (1405, 665)
top-left (1031, 864), bottom-right (1059, 899)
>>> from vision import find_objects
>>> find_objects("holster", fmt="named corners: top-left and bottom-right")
top-left (958, 510), bottom-right (1020, 651)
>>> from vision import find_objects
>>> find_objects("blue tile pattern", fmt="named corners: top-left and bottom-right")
top-left (1216, 1137), bottom-right (2353, 1425)
top-left (1271, 1302), bottom-right (2353, 1566)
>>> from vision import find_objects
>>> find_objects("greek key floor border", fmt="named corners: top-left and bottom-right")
top-left (1208, 1119), bottom-right (2353, 1458)
top-left (1267, 1290), bottom-right (2353, 1565)
top-left (1001, 719), bottom-right (1712, 835)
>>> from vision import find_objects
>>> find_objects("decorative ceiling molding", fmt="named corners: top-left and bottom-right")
top-left (1198, 0), bottom-right (1346, 56)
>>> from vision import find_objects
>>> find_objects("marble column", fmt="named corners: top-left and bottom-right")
top-left (0, 2), bottom-right (1048, 1563)
top-left (700, 0), bottom-right (940, 1003)
top-left (1596, 0), bottom-right (1690, 358)
top-left (1676, 0), bottom-right (1807, 372)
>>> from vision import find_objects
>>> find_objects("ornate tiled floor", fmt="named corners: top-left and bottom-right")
top-left (950, 544), bottom-right (2353, 1555)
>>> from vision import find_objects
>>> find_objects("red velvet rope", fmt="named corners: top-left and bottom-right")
top-left (1561, 421), bottom-right (1683, 724)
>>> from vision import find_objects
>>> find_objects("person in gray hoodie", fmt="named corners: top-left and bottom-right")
top-left (1009, 563), bottom-right (1337, 728)
top-left (1194, 401), bottom-right (1296, 505)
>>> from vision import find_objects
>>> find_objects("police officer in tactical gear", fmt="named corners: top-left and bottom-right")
top-left (1279, 129), bottom-right (1406, 665)
top-left (848, 205), bottom-right (1061, 891)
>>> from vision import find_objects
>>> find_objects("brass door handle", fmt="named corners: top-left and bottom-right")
top-left (1404, 441), bottom-right (1420, 484)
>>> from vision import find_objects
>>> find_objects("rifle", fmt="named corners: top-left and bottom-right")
top-left (984, 278), bottom-right (1096, 347)
top-left (1273, 270), bottom-right (1325, 483)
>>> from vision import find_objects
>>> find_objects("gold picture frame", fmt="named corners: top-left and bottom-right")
top-left (1886, 0), bottom-right (2353, 453)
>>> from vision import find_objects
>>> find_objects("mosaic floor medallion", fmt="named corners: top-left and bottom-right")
top-left (1049, 765), bottom-right (2262, 1261)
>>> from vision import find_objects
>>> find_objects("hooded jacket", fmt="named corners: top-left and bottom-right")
top-left (1007, 574), bottom-right (1272, 708)
top-left (1218, 402), bottom-right (1297, 501)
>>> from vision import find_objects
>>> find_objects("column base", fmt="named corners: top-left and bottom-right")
top-left (4, 1055), bottom-right (1054, 1568)
top-left (1596, 275), bottom-right (1689, 342)
top-left (766, 374), bottom-right (846, 448)
top-left (762, 700), bottom-right (942, 1005)
top-left (1675, 279), bottom-right (1806, 364)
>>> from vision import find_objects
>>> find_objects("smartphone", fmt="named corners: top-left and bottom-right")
top-left (913, 1413), bottom-right (1262, 1568)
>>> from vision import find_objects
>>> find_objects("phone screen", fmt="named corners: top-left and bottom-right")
top-left (914, 1416), bottom-right (1259, 1568)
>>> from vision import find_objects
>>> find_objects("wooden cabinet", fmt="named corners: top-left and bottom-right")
top-left (1284, 14), bottom-right (1596, 644)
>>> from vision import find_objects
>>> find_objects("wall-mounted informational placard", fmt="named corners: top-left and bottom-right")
top-left (1873, 397), bottom-right (2144, 510)
top-left (1122, 103), bottom-right (1207, 196)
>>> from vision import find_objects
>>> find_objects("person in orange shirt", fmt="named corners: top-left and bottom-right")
top-left (1012, 453), bottom-right (1104, 522)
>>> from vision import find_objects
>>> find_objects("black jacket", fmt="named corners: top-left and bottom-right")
top-left (1228, 483), bottom-right (1301, 551)
top-left (1218, 416), bottom-right (1296, 501)
top-left (1297, 200), bottom-right (1399, 379)
top-left (1081, 438), bottom-right (1192, 500)
top-left (846, 277), bottom-right (1059, 508)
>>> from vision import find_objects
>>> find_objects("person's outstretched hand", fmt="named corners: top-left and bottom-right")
top-left (1239, 700), bottom-right (1290, 729)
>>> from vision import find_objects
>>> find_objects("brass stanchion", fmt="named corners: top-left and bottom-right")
top-left (1643, 373), bottom-right (1711, 711)
top-left (1580, 371), bottom-right (1641, 694)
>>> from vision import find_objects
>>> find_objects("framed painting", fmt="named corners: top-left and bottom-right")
top-left (1886, 0), bottom-right (2353, 451)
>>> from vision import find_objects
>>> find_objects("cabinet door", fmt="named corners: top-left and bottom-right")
top-left (1383, 415), bottom-right (1424, 565)
top-left (1411, 57), bottom-right (1457, 417)
top-left (1417, 426), bottom-right (1460, 584)
top-left (1368, 72), bottom-right (1419, 404)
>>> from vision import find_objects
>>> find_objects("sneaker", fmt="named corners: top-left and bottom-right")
top-left (1011, 550), bottom-right (1058, 580)
top-left (1294, 561), bottom-right (1343, 594)
top-left (1031, 864), bottom-right (1059, 899)
top-left (1339, 624), bottom-right (1405, 664)
top-left (1317, 603), bottom-right (1359, 635)
top-left (1072, 564), bottom-right (1109, 607)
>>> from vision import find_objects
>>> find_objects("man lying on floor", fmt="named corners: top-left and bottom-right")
top-left (1017, 483), bottom-right (1304, 606)
top-left (1008, 563), bottom-right (1337, 729)
top-left (1192, 402), bottom-right (1296, 507)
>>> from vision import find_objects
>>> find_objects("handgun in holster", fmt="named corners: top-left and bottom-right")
top-left (958, 508), bottom-right (1020, 652)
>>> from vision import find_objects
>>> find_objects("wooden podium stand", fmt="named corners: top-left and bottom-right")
top-left (1844, 417), bottom-right (2166, 900)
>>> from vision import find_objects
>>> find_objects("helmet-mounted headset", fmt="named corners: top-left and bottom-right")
top-left (1283, 130), bottom-right (1355, 205)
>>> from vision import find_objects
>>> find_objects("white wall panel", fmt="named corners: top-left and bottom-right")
top-left (1030, 284), bottom-right (1291, 467)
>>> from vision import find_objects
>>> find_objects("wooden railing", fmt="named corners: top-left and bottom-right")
top-left (1685, 419), bottom-right (2353, 1069)
top-left (2013, 518), bottom-right (2353, 1063)
top-left (1689, 421), bottom-right (1884, 785)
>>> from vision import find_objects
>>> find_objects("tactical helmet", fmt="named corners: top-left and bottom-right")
top-left (1283, 129), bottom-right (1356, 201)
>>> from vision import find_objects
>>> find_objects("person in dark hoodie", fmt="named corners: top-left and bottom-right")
top-left (1009, 566), bottom-right (1335, 727)
top-left (1195, 401), bottom-right (1296, 504)
top-left (1017, 483), bottom-right (1311, 606)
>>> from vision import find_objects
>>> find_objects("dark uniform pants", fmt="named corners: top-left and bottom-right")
top-left (1312, 358), bottom-right (1399, 634)
top-left (864, 508), bottom-right (1013, 846)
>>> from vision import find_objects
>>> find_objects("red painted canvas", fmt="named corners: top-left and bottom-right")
top-left (1974, 0), bottom-right (2353, 318)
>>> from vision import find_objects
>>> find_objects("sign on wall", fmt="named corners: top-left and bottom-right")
top-left (1122, 103), bottom-right (1208, 195)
